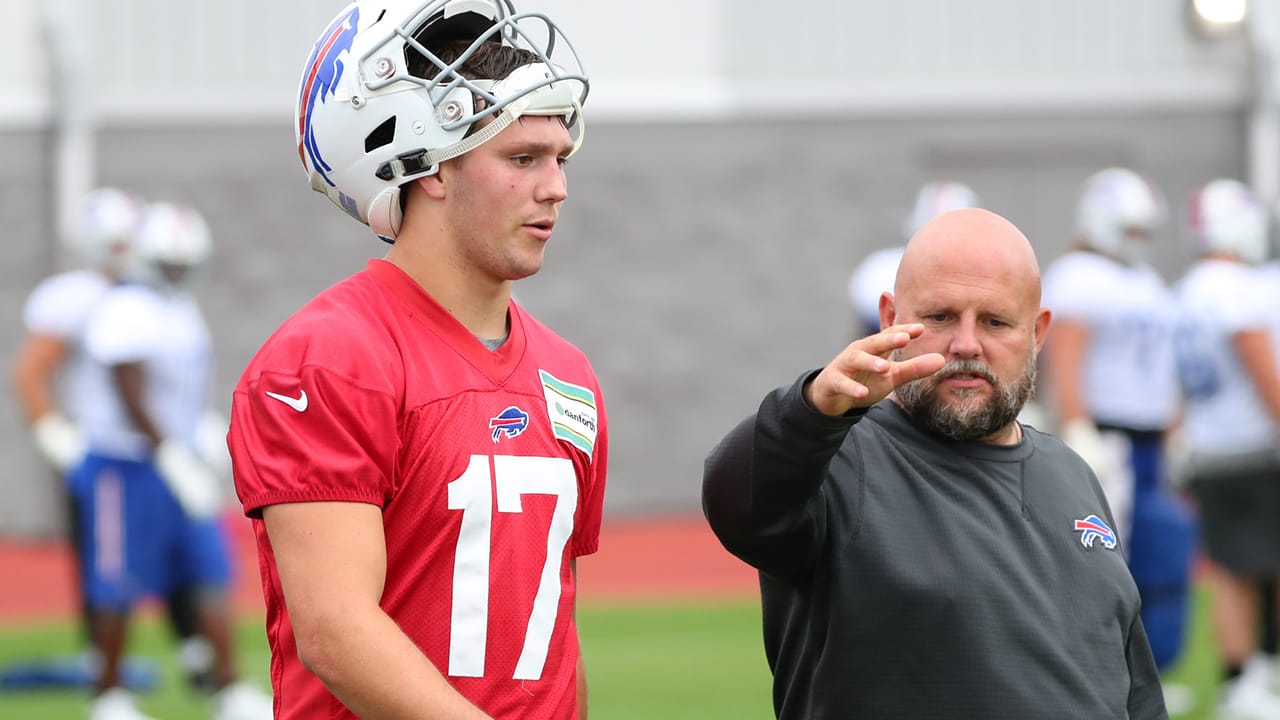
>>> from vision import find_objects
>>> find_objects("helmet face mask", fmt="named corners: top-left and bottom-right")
top-left (296, 0), bottom-right (589, 243)
top-left (1075, 168), bottom-right (1166, 263)
top-left (1188, 179), bottom-right (1268, 265)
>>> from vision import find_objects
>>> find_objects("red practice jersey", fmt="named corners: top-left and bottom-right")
top-left (230, 260), bottom-right (608, 719)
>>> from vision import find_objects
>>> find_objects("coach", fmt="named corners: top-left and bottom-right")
top-left (702, 208), bottom-right (1167, 719)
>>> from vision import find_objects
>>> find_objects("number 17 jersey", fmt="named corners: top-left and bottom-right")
top-left (230, 259), bottom-right (608, 720)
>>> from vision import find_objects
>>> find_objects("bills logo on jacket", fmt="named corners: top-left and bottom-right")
top-left (1073, 514), bottom-right (1117, 550)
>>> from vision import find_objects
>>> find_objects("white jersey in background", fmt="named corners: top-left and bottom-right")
top-left (82, 284), bottom-right (213, 459)
top-left (847, 246), bottom-right (904, 333)
top-left (1174, 260), bottom-right (1279, 455)
top-left (21, 270), bottom-right (117, 428)
top-left (1042, 250), bottom-right (1180, 430)
top-left (1265, 260), bottom-right (1280, 360)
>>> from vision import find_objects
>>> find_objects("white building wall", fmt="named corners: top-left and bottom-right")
top-left (0, 0), bottom-right (1259, 125)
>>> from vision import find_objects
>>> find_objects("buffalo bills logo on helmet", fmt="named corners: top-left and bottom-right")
top-left (489, 406), bottom-right (530, 443)
top-left (1073, 514), bottom-right (1117, 550)
top-left (298, 5), bottom-right (361, 186)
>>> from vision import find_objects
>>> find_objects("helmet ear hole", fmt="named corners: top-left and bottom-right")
top-left (365, 117), bottom-right (397, 153)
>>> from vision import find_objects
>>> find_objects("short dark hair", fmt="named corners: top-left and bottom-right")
top-left (406, 38), bottom-right (540, 86)
top-left (399, 40), bottom-right (543, 217)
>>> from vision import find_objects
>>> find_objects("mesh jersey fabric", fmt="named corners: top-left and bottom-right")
top-left (230, 259), bottom-right (607, 720)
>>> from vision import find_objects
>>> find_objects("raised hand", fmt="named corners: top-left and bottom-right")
top-left (803, 323), bottom-right (946, 417)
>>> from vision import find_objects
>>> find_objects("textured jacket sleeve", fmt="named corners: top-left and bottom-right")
top-left (701, 371), bottom-right (864, 578)
top-left (1126, 615), bottom-right (1171, 720)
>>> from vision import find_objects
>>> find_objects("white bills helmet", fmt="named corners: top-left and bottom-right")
top-left (131, 203), bottom-right (212, 289)
top-left (296, 0), bottom-right (589, 243)
top-left (1187, 179), bottom-right (1268, 264)
top-left (904, 181), bottom-right (980, 237)
top-left (71, 187), bottom-right (143, 273)
top-left (1075, 168), bottom-right (1166, 260)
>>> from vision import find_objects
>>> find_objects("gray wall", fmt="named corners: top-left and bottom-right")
top-left (0, 110), bottom-right (1245, 536)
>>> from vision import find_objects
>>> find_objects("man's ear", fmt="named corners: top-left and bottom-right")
top-left (415, 171), bottom-right (447, 201)
top-left (1033, 306), bottom-right (1052, 352)
top-left (878, 291), bottom-right (896, 332)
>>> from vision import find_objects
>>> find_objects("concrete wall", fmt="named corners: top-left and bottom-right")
top-left (0, 109), bottom-right (1245, 536)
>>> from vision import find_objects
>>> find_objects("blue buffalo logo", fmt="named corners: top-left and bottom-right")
top-left (1073, 514), bottom-right (1117, 550)
top-left (489, 406), bottom-right (530, 443)
top-left (297, 6), bottom-right (361, 186)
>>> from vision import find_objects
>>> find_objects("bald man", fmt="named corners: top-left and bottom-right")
top-left (703, 209), bottom-right (1168, 720)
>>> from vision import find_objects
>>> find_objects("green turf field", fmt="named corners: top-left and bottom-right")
top-left (0, 590), bottom-right (1224, 718)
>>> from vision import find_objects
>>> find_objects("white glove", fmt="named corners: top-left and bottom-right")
top-left (32, 413), bottom-right (86, 472)
top-left (155, 439), bottom-right (225, 519)
top-left (1061, 418), bottom-right (1133, 545)
top-left (1061, 419), bottom-right (1119, 477)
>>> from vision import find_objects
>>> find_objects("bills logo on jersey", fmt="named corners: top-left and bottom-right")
top-left (489, 406), bottom-right (530, 443)
top-left (1073, 514), bottom-right (1117, 550)
top-left (297, 5), bottom-right (360, 186)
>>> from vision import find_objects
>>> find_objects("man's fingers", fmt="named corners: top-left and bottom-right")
top-left (893, 352), bottom-right (946, 384)
top-left (852, 323), bottom-right (927, 358)
top-left (827, 373), bottom-right (871, 401)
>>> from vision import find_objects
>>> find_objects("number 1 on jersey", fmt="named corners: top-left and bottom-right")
top-left (447, 454), bottom-right (578, 680)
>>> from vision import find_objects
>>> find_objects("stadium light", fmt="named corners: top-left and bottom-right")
top-left (1188, 0), bottom-right (1249, 37)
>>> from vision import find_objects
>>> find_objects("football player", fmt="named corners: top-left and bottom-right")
top-left (228, 1), bottom-right (607, 718)
top-left (11, 188), bottom-right (217, 696)
top-left (1041, 167), bottom-right (1195, 671)
top-left (1173, 179), bottom-right (1280, 719)
top-left (72, 202), bottom-right (271, 720)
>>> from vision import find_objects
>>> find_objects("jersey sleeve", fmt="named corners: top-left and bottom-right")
top-left (84, 289), bottom-right (163, 365)
top-left (230, 365), bottom-right (399, 518)
top-left (1217, 265), bottom-right (1275, 332)
top-left (1043, 254), bottom-right (1112, 322)
top-left (570, 382), bottom-right (607, 557)
top-left (22, 272), bottom-right (102, 338)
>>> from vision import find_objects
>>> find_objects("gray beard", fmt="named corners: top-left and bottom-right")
top-left (892, 349), bottom-right (1037, 442)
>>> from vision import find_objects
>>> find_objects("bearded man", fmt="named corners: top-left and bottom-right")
top-left (702, 208), bottom-right (1168, 720)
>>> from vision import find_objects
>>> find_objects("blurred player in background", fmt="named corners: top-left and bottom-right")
top-left (1172, 179), bottom-right (1280, 720)
top-left (73, 202), bottom-right (271, 720)
top-left (10, 188), bottom-right (215, 693)
top-left (1041, 167), bottom-right (1196, 672)
top-left (228, 1), bottom-right (607, 718)
top-left (847, 181), bottom-right (981, 337)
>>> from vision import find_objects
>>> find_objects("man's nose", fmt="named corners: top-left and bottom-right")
top-left (948, 318), bottom-right (982, 358)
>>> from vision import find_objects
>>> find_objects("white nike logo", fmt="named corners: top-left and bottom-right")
top-left (265, 390), bottom-right (308, 412)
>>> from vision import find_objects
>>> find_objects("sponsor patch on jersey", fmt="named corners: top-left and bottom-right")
top-left (538, 369), bottom-right (597, 457)
top-left (1073, 514), bottom-right (1117, 550)
top-left (489, 405), bottom-right (530, 443)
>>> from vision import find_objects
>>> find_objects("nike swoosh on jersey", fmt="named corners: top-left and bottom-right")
top-left (265, 390), bottom-right (308, 412)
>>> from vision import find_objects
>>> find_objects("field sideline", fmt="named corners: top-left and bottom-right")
top-left (0, 513), bottom-right (758, 622)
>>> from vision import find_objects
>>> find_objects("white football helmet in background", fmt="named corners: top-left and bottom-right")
top-left (71, 187), bottom-right (143, 274)
top-left (296, 0), bottom-right (589, 243)
top-left (1075, 167), bottom-right (1166, 262)
top-left (904, 181), bottom-right (981, 237)
top-left (1187, 179), bottom-right (1268, 265)
top-left (131, 202), bottom-right (212, 290)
